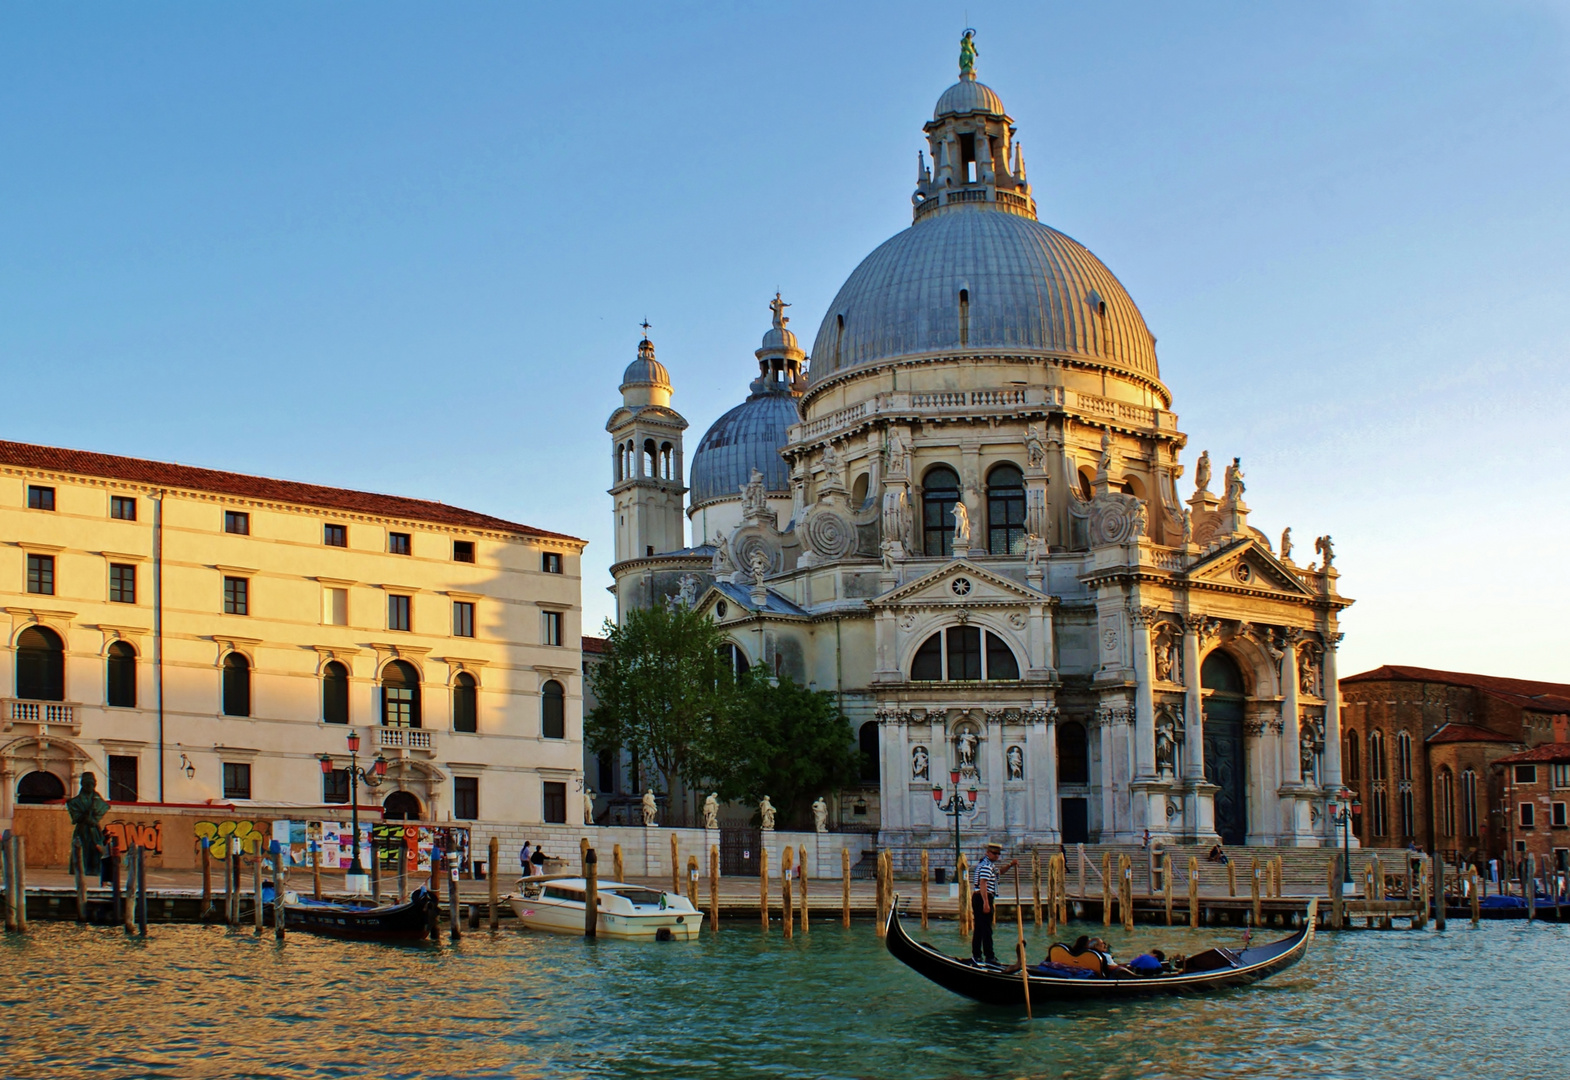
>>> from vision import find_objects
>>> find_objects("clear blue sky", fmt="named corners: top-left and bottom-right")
top-left (3, 3), bottom-right (1568, 679)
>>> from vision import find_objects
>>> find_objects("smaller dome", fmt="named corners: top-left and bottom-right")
top-left (620, 338), bottom-right (669, 390)
top-left (934, 77), bottom-right (1004, 119)
top-left (760, 325), bottom-right (799, 353)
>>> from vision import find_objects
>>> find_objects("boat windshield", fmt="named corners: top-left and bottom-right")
top-left (608, 888), bottom-right (666, 907)
top-left (542, 886), bottom-right (586, 903)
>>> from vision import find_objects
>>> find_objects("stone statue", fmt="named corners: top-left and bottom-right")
top-left (66, 772), bottom-right (109, 875)
top-left (1024, 532), bottom-right (1044, 571)
top-left (1280, 528), bottom-right (1293, 561)
top-left (1299, 651), bottom-right (1320, 696)
top-left (1025, 423), bottom-right (1046, 469)
top-left (583, 788), bottom-right (597, 826)
top-left (886, 430), bottom-right (908, 477)
top-left (758, 796), bottom-right (777, 831)
top-left (956, 729), bottom-right (979, 772)
top-left (1129, 499), bottom-right (1148, 538)
top-left (641, 789), bottom-right (658, 828)
top-left (959, 29), bottom-right (978, 76)
top-left (740, 469), bottom-right (768, 518)
top-left (1224, 457), bottom-right (1246, 503)
top-left (1154, 635), bottom-right (1176, 683)
top-left (711, 531), bottom-right (733, 573)
top-left (1006, 745), bottom-right (1024, 781)
top-left (748, 549), bottom-right (771, 583)
top-left (1096, 430), bottom-right (1115, 480)
top-left (820, 443), bottom-right (844, 491)
top-left (879, 539), bottom-right (898, 571)
top-left (703, 792), bottom-right (720, 829)
top-left (911, 744), bottom-right (930, 780)
top-left (1181, 509), bottom-right (1193, 547)
top-left (812, 797), bottom-right (828, 833)
top-left (1300, 726), bottom-right (1318, 778)
top-left (769, 291), bottom-right (790, 329)
top-left (1315, 534), bottom-right (1335, 568)
top-left (1194, 451), bottom-right (1212, 493)
top-left (677, 574), bottom-right (699, 608)
top-left (952, 500), bottom-right (971, 551)
top-left (1155, 724), bottom-right (1176, 775)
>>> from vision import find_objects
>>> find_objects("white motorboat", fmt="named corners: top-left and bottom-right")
top-left (508, 877), bottom-right (705, 940)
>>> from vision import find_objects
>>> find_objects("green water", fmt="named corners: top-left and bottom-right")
top-left (0, 918), bottom-right (1561, 1079)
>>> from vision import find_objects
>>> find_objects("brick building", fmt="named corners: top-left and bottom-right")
top-left (1338, 665), bottom-right (1570, 866)
top-left (1492, 744), bottom-right (1570, 873)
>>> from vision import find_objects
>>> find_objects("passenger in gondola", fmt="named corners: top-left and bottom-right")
top-left (1087, 936), bottom-right (1138, 977)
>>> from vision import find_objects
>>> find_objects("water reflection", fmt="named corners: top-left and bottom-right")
top-left (0, 918), bottom-right (1563, 1079)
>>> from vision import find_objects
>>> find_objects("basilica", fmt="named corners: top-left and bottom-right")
top-left (606, 49), bottom-right (1352, 851)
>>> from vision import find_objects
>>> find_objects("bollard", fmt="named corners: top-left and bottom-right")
top-left (709, 845), bottom-right (720, 934)
top-left (311, 840), bottom-right (322, 901)
top-left (1077, 844), bottom-right (1086, 899)
top-left (232, 848), bottom-right (243, 925)
top-left (614, 843), bottom-right (625, 885)
top-left (1032, 849), bottom-right (1042, 927)
top-left (670, 833), bottom-right (680, 898)
top-left (197, 837), bottom-right (212, 919)
top-left (1328, 858), bottom-right (1341, 930)
top-left (1102, 850), bottom-right (1113, 927)
top-left (1250, 858), bottom-right (1261, 929)
top-left (448, 855), bottom-right (462, 941)
top-left (920, 849), bottom-right (930, 930)
top-left (253, 841), bottom-right (264, 933)
top-left (1433, 855), bottom-right (1445, 931)
top-left (798, 845), bottom-right (810, 933)
top-left (759, 846), bottom-right (770, 932)
top-left (841, 847), bottom-right (851, 928)
top-left (489, 836), bottom-right (500, 931)
top-left (1163, 853), bottom-right (1173, 925)
top-left (583, 848), bottom-right (598, 939)
top-left (957, 854), bottom-right (971, 938)
top-left (687, 854), bottom-right (699, 912)
top-left (782, 846), bottom-right (795, 940)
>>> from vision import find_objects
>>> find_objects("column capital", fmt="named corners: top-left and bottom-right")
top-left (1127, 603), bottom-right (1162, 628)
top-left (1183, 613), bottom-right (1222, 643)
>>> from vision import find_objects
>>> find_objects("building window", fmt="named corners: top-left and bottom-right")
top-left (222, 762), bottom-right (252, 800)
top-left (108, 755), bottom-right (139, 802)
top-left (1058, 721), bottom-right (1089, 784)
top-left (381, 659), bottom-right (420, 728)
top-left (452, 601), bottom-right (475, 638)
top-left (542, 781), bottom-right (567, 824)
top-left (454, 776), bottom-right (479, 820)
top-left (110, 496), bottom-right (137, 520)
top-left (1344, 729), bottom-right (1360, 781)
top-left (1368, 730), bottom-right (1388, 838)
top-left (26, 554), bottom-right (55, 596)
top-left (452, 539), bottom-right (475, 563)
top-left (719, 643), bottom-right (750, 677)
top-left (859, 721), bottom-right (879, 782)
top-left (542, 552), bottom-right (562, 574)
top-left (543, 610), bottom-right (564, 647)
top-left (922, 466), bottom-right (961, 556)
top-left (322, 660), bottom-right (349, 724)
top-left (16, 626), bottom-right (65, 701)
top-left (27, 485), bottom-right (55, 511)
top-left (388, 594), bottom-right (411, 632)
top-left (223, 576), bottom-right (249, 615)
top-left (15, 771), bottom-right (65, 803)
top-left (1554, 764), bottom-right (1570, 790)
top-left (1520, 803), bottom-right (1536, 829)
top-left (324, 587), bottom-right (348, 626)
top-left (1438, 767), bottom-right (1455, 839)
top-left (453, 672), bottom-right (478, 733)
top-left (541, 679), bottom-right (565, 739)
top-left (107, 641), bottom-right (137, 707)
top-left (109, 563), bottom-right (137, 604)
top-left (1461, 769), bottom-right (1479, 839)
top-left (224, 511), bottom-right (249, 535)
top-left (389, 532), bottom-right (411, 556)
top-left (1554, 802), bottom-right (1568, 829)
top-left (909, 627), bottom-right (1021, 681)
top-left (986, 463), bottom-right (1027, 555)
top-left (1515, 765), bottom-right (1538, 785)
top-left (323, 768), bottom-right (350, 804)
top-left (222, 654), bottom-right (251, 717)
top-left (324, 524), bottom-right (347, 547)
top-left (1396, 731), bottom-right (1414, 838)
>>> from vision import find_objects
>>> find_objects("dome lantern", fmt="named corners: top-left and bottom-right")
top-left (619, 330), bottom-right (672, 408)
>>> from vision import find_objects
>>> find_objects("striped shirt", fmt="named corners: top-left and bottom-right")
top-left (972, 856), bottom-right (999, 898)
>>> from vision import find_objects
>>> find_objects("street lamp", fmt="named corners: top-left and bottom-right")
top-left (1327, 787), bottom-right (1361, 887)
top-left (933, 768), bottom-right (979, 891)
top-left (318, 728), bottom-right (389, 894)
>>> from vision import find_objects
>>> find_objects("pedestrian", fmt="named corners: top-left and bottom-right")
top-left (530, 844), bottom-right (547, 877)
top-left (970, 841), bottom-right (1017, 966)
top-left (520, 840), bottom-right (533, 875)
top-left (1140, 829), bottom-right (1151, 850)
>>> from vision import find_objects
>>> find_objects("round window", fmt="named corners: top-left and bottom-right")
top-left (716, 600), bottom-right (728, 618)
top-left (951, 577), bottom-right (973, 597)
top-left (1234, 563), bottom-right (1253, 583)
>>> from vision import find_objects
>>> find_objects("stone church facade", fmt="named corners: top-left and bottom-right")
top-left (607, 54), bottom-right (1352, 850)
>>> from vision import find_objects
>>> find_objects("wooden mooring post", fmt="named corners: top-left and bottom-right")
top-left (670, 833), bottom-right (680, 898)
top-left (875, 850), bottom-right (891, 938)
top-left (271, 841), bottom-right (286, 941)
top-left (252, 841), bottom-right (264, 934)
top-left (446, 854), bottom-right (461, 941)
top-left (687, 854), bottom-right (700, 913)
top-left (613, 843), bottom-right (625, 885)
top-left (1101, 850), bottom-right (1113, 927)
top-left (1045, 855), bottom-right (1058, 936)
top-left (1188, 856), bottom-right (1200, 929)
top-left (1526, 854), bottom-right (1537, 922)
top-left (12, 836), bottom-right (28, 933)
top-left (758, 845), bottom-right (769, 932)
top-left (1470, 869), bottom-right (1481, 926)
top-left (1120, 854), bottom-right (1134, 932)
top-left (1329, 858), bottom-right (1343, 930)
top-left (122, 843), bottom-right (136, 934)
top-left (709, 845), bottom-right (720, 934)
top-left (798, 845), bottom-right (809, 933)
top-left (370, 832), bottom-right (380, 905)
top-left (1163, 853), bottom-right (1173, 925)
top-left (73, 837), bottom-right (86, 923)
top-left (841, 847), bottom-right (851, 928)
top-left (397, 843), bottom-right (408, 904)
top-left (489, 837), bottom-right (501, 931)
top-left (106, 839), bottom-right (121, 933)
top-left (1031, 849), bottom-right (1042, 927)
top-left (1228, 859), bottom-right (1237, 898)
top-left (957, 854), bottom-right (971, 937)
top-left (781, 846), bottom-right (795, 940)
top-left (1077, 844), bottom-right (1087, 898)
top-left (582, 848), bottom-right (597, 939)
top-left (1250, 858), bottom-right (1261, 927)
top-left (1054, 853), bottom-right (1068, 927)
top-left (920, 849), bottom-right (930, 929)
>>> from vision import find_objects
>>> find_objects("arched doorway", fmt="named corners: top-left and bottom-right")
top-left (383, 790), bottom-right (422, 820)
top-left (16, 770), bottom-right (66, 804)
top-left (16, 626), bottom-right (65, 701)
top-left (1202, 651), bottom-right (1248, 845)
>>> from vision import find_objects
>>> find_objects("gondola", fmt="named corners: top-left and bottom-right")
top-left (885, 895), bottom-right (1315, 1007)
top-left (276, 887), bottom-right (440, 942)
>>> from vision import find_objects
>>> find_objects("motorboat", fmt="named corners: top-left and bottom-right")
top-left (508, 877), bottom-right (704, 940)
top-left (275, 887), bottom-right (440, 942)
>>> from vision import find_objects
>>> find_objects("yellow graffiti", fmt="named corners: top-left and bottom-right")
top-left (193, 820), bottom-right (265, 860)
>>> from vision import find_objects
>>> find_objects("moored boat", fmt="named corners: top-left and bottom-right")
top-left (885, 895), bottom-right (1315, 1007)
top-left (508, 877), bottom-right (704, 940)
top-left (278, 887), bottom-right (439, 942)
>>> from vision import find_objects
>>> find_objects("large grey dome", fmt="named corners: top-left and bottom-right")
top-left (689, 392), bottom-right (799, 507)
top-left (808, 210), bottom-right (1160, 387)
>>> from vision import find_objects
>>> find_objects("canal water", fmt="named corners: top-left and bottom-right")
top-left (0, 918), bottom-right (1562, 1079)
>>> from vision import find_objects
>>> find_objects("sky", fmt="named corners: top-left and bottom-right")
top-left (2, 2), bottom-right (1568, 680)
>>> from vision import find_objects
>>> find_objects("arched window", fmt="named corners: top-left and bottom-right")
top-left (1438, 767), bottom-right (1455, 839)
top-left (615, 445), bottom-right (624, 483)
top-left (453, 672), bottom-right (477, 733)
top-left (922, 466), bottom-right (961, 556)
top-left (958, 288), bottom-right (970, 347)
top-left (383, 790), bottom-right (422, 821)
top-left (1057, 721), bottom-right (1089, 784)
top-left (106, 641), bottom-right (137, 708)
top-left (322, 660), bottom-right (349, 724)
top-left (909, 627), bottom-right (1020, 681)
top-left (541, 679), bottom-right (565, 739)
top-left (719, 643), bottom-right (751, 677)
top-left (16, 770), bottom-right (65, 804)
top-left (381, 660), bottom-right (420, 728)
top-left (16, 626), bottom-right (64, 701)
top-left (1344, 728), bottom-right (1360, 781)
top-left (222, 653), bottom-right (251, 717)
top-left (1396, 730), bottom-right (1415, 839)
top-left (1397, 731), bottom-right (1412, 782)
top-left (851, 473), bottom-right (870, 508)
top-left (1368, 730), bottom-right (1389, 837)
top-left (642, 439), bottom-right (656, 478)
top-left (858, 721), bottom-right (879, 783)
top-left (986, 463), bottom-right (1026, 555)
top-left (1077, 468), bottom-right (1094, 502)
top-left (1461, 768), bottom-right (1479, 838)
top-left (659, 442), bottom-right (673, 480)
top-left (834, 313), bottom-right (844, 367)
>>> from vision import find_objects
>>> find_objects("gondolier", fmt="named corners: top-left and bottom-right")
top-left (971, 841), bottom-right (1017, 965)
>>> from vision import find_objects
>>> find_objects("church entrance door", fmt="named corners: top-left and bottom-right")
top-left (1060, 798), bottom-right (1089, 844)
top-left (1202, 652), bottom-right (1248, 846)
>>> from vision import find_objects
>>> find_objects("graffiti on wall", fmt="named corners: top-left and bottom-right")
top-left (103, 820), bottom-right (164, 855)
top-left (193, 820), bottom-right (266, 860)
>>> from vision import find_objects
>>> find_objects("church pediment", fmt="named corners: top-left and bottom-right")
top-left (871, 559), bottom-right (1044, 610)
top-left (1186, 539), bottom-right (1314, 597)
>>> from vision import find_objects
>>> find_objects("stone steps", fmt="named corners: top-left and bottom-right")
top-left (1051, 843), bottom-right (1418, 895)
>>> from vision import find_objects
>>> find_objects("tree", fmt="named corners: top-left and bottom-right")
top-left (584, 604), bottom-right (733, 825)
top-left (711, 668), bottom-right (860, 829)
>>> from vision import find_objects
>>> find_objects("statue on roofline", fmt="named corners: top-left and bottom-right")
top-left (959, 29), bottom-right (978, 78)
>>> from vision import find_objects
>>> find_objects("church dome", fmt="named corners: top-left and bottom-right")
top-left (620, 337), bottom-right (669, 390)
top-left (689, 393), bottom-right (799, 506)
top-left (934, 77), bottom-right (1004, 118)
top-left (807, 207), bottom-right (1160, 387)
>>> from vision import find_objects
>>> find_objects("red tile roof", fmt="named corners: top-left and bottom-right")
top-left (1426, 722), bottom-right (1519, 745)
top-left (1342, 665), bottom-right (1570, 714)
top-left (1494, 744), bottom-right (1570, 765)
top-left (0, 439), bottom-right (584, 543)
top-left (581, 635), bottom-right (608, 655)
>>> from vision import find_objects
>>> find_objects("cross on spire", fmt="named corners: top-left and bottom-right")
top-left (639, 318), bottom-right (652, 341)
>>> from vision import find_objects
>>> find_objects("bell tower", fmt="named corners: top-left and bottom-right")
top-left (606, 329), bottom-right (688, 565)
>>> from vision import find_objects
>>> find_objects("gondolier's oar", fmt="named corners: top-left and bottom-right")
top-left (1013, 863), bottom-right (1031, 1018)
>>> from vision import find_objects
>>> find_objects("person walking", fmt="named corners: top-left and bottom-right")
top-left (520, 840), bottom-right (533, 876)
top-left (971, 841), bottom-right (1017, 965)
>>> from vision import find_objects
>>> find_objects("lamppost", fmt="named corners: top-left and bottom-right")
top-left (318, 729), bottom-right (388, 893)
top-left (1328, 786), bottom-right (1361, 886)
top-left (932, 768), bottom-right (979, 890)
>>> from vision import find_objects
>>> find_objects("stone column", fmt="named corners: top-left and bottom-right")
top-left (1321, 634), bottom-right (1344, 790)
top-left (1280, 630), bottom-right (1303, 786)
top-left (1130, 607), bottom-right (1158, 780)
top-left (1041, 707), bottom-right (1060, 838)
top-left (986, 711), bottom-right (1006, 830)
top-left (1181, 616), bottom-right (1205, 782)
top-left (894, 714), bottom-right (911, 836)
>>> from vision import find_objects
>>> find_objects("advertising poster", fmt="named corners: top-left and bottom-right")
top-left (289, 820), bottom-right (308, 867)
top-left (320, 822), bottom-right (342, 868)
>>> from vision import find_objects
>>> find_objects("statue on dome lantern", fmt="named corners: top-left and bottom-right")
top-left (959, 29), bottom-right (978, 77)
